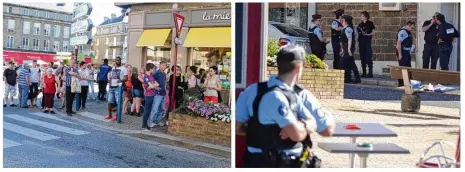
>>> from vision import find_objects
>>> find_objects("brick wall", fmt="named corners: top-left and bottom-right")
top-left (168, 113), bottom-right (231, 146)
top-left (317, 3), bottom-right (418, 61)
top-left (267, 67), bottom-right (344, 99)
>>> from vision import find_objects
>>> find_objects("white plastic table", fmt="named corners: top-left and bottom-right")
top-left (333, 123), bottom-right (398, 167)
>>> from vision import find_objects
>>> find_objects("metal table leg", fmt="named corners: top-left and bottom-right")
top-left (358, 153), bottom-right (369, 168)
top-left (350, 137), bottom-right (357, 168)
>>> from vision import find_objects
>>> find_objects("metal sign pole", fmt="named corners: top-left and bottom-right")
top-left (117, 85), bottom-right (123, 123)
top-left (171, 12), bottom-right (184, 112)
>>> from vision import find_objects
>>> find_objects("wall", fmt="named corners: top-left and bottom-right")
top-left (316, 3), bottom-right (418, 62)
top-left (267, 67), bottom-right (344, 99)
top-left (131, 3), bottom-right (230, 12)
top-left (168, 113), bottom-right (231, 146)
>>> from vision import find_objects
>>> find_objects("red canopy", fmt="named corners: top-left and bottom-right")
top-left (3, 51), bottom-right (56, 64)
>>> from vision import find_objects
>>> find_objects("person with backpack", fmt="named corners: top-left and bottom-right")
top-left (236, 45), bottom-right (332, 168)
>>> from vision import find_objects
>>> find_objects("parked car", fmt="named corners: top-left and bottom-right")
top-left (268, 21), bottom-right (311, 53)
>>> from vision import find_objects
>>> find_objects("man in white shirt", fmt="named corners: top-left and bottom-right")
top-left (28, 60), bottom-right (41, 107)
top-left (104, 57), bottom-right (128, 121)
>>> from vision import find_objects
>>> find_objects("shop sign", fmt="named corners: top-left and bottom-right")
top-left (73, 3), bottom-right (93, 20)
top-left (71, 19), bottom-right (93, 34)
top-left (202, 11), bottom-right (231, 21)
top-left (70, 35), bottom-right (92, 46)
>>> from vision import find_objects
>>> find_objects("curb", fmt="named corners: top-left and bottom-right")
top-left (360, 78), bottom-right (398, 87)
top-left (54, 111), bottom-right (230, 158)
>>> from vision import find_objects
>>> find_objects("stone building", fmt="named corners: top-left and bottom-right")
top-left (268, 2), bottom-right (460, 74)
top-left (92, 13), bottom-right (128, 65)
top-left (3, 2), bottom-right (73, 64)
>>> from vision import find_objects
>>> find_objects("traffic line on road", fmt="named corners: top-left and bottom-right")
top-left (3, 138), bottom-right (22, 149)
top-left (78, 112), bottom-right (109, 122)
top-left (5, 114), bottom-right (90, 135)
top-left (4, 122), bottom-right (61, 141)
top-left (29, 112), bottom-right (75, 124)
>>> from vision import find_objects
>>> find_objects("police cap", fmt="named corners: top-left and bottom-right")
top-left (334, 9), bottom-right (345, 16)
top-left (276, 45), bottom-right (306, 64)
top-left (342, 15), bottom-right (353, 22)
top-left (312, 14), bottom-right (322, 20)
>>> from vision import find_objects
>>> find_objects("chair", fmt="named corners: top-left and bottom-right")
top-left (416, 141), bottom-right (460, 168)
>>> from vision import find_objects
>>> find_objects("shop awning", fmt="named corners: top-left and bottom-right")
top-left (136, 29), bottom-right (172, 47)
top-left (183, 27), bottom-right (231, 48)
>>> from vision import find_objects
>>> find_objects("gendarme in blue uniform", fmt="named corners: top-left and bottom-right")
top-left (236, 76), bottom-right (330, 156)
top-left (397, 26), bottom-right (413, 86)
top-left (340, 23), bottom-right (361, 83)
top-left (308, 23), bottom-right (325, 59)
top-left (331, 19), bottom-right (343, 69)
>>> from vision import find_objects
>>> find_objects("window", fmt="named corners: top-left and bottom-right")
top-left (44, 40), bottom-right (50, 51)
top-left (112, 49), bottom-right (116, 59)
top-left (54, 25), bottom-right (61, 37)
top-left (111, 26), bottom-right (118, 33)
top-left (23, 9), bottom-right (29, 15)
top-left (44, 24), bottom-right (51, 36)
top-left (113, 37), bottom-right (117, 46)
top-left (34, 10), bottom-right (39, 17)
top-left (63, 27), bottom-right (70, 38)
top-left (32, 39), bottom-right (39, 50)
top-left (7, 36), bottom-right (14, 48)
top-left (96, 39), bottom-right (99, 45)
top-left (63, 15), bottom-right (68, 21)
top-left (106, 38), bottom-right (109, 45)
top-left (124, 25), bottom-right (128, 33)
top-left (23, 21), bottom-right (31, 34)
top-left (53, 41), bottom-right (59, 52)
top-left (33, 23), bottom-right (40, 35)
top-left (22, 38), bottom-right (29, 49)
top-left (8, 7), bottom-right (12, 13)
top-left (45, 12), bottom-right (49, 18)
top-left (105, 49), bottom-right (109, 58)
top-left (7, 19), bottom-right (15, 32)
top-left (54, 13), bottom-right (59, 20)
top-left (63, 41), bottom-right (69, 52)
top-left (96, 50), bottom-right (99, 59)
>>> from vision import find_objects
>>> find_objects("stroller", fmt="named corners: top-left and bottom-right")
top-left (416, 140), bottom-right (460, 168)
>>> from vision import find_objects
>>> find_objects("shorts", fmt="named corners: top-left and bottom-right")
top-left (107, 87), bottom-right (120, 104)
top-left (4, 84), bottom-right (17, 97)
top-left (132, 89), bottom-right (144, 98)
top-left (28, 83), bottom-right (39, 99)
top-left (124, 87), bottom-right (133, 98)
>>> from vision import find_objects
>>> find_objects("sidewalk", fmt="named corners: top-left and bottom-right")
top-left (53, 98), bottom-right (230, 158)
top-left (360, 75), bottom-right (399, 87)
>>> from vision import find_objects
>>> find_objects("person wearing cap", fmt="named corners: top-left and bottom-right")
top-left (18, 63), bottom-right (31, 108)
top-left (236, 45), bottom-right (335, 167)
top-left (4, 61), bottom-right (18, 107)
top-left (421, 13), bottom-right (441, 69)
top-left (436, 13), bottom-right (460, 71)
top-left (308, 14), bottom-right (330, 59)
top-left (396, 20), bottom-right (416, 87)
top-left (340, 15), bottom-right (361, 84)
top-left (331, 9), bottom-right (345, 69)
top-left (357, 11), bottom-right (376, 78)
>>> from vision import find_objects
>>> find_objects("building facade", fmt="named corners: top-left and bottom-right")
top-left (115, 2), bottom-right (231, 69)
top-left (92, 13), bottom-right (128, 65)
top-left (268, 3), bottom-right (460, 74)
top-left (3, 2), bottom-right (73, 64)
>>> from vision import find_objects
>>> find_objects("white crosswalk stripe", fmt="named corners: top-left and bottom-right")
top-left (4, 113), bottom-right (92, 149)
top-left (5, 114), bottom-right (90, 135)
top-left (78, 112), bottom-right (109, 122)
top-left (3, 139), bottom-right (22, 149)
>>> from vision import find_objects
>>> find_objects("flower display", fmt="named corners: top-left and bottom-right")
top-left (175, 100), bottom-right (231, 123)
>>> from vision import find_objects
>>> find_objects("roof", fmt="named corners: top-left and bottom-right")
top-left (100, 14), bottom-right (126, 26)
top-left (4, 2), bottom-right (73, 14)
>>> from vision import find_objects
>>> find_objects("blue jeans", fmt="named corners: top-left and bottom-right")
top-left (142, 96), bottom-right (154, 128)
top-left (19, 85), bottom-right (29, 107)
top-left (150, 95), bottom-right (166, 124)
top-left (107, 87), bottom-right (120, 104)
top-left (439, 44), bottom-right (453, 71)
top-left (75, 93), bottom-right (81, 111)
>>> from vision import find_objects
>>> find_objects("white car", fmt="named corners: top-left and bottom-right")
top-left (268, 21), bottom-right (312, 53)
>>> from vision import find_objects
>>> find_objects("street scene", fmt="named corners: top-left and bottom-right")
top-left (235, 2), bottom-right (460, 168)
top-left (3, 2), bottom-right (231, 168)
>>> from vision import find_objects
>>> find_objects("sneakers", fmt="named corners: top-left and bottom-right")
top-left (149, 123), bottom-right (156, 128)
top-left (43, 110), bottom-right (49, 113)
top-left (104, 115), bottom-right (112, 120)
top-left (157, 122), bottom-right (165, 127)
top-left (142, 126), bottom-right (151, 131)
top-left (111, 116), bottom-right (117, 121)
top-left (49, 110), bottom-right (56, 114)
top-left (3, 104), bottom-right (6, 107)
top-left (10, 104), bottom-right (17, 107)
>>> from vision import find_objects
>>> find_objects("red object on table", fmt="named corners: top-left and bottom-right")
top-left (345, 124), bottom-right (361, 130)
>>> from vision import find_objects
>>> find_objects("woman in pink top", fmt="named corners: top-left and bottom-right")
top-left (187, 66), bottom-right (199, 88)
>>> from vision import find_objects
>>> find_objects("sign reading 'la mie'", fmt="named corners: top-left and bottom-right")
top-left (73, 3), bottom-right (93, 20)
top-left (202, 11), bottom-right (231, 21)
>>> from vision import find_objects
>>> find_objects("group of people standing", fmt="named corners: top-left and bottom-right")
top-left (309, 9), bottom-right (375, 84)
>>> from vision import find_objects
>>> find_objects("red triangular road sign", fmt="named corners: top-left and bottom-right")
top-left (173, 12), bottom-right (185, 37)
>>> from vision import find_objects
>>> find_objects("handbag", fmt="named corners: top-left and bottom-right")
top-left (70, 68), bottom-right (81, 93)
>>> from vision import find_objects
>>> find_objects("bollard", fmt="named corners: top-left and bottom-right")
top-left (117, 85), bottom-right (123, 123)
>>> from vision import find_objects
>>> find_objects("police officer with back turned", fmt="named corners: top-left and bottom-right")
top-left (421, 12), bottom-right (440, 69)
top-left (357, 11), bottom-right (376, 78)
top-left (396, 21), bottom-right (416, 87)
top-left (340, 15), bottom-right (361, 84)
top-left (235, 45), bottom-right (322, 168)
top-left (331, 9), bottom-right (345, 69)
top-left (309, 14), bottom-right (330, 60)
top-left (436, 13), bottom-right (460, 71)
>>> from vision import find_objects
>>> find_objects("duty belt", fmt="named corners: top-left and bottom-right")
top-left (402, 47), bottom-right (412, 51)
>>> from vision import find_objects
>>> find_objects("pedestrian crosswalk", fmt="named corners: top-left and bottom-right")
top-left (3, 113), bottom-right (90, 149)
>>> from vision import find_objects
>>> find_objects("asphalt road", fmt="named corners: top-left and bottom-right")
top-left (344, 84), bottom-right (461, 109)
top-left (3, 107), bottom-right (230, 168)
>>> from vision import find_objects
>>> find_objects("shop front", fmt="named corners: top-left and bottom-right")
top-left (3, 51), bottom-right (57, 65)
